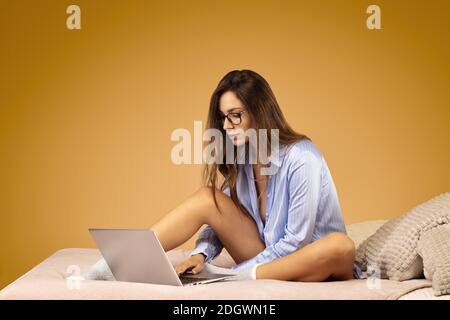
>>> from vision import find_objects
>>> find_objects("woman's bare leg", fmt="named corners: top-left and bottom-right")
top-left (151, 186), bottom-right (355, 281)
top-left (256, 232), bottom-right (356, 281)
top-left (150, 186), bottom-right (265, 264)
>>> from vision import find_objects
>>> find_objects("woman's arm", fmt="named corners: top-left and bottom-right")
top-left (232, 152), bottom-right (322, 270)
top-left (189, 225), bottom-right (224, 262)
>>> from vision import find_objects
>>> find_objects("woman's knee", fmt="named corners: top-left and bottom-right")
top-left (326, 232), bottom-right (356, 262)
top-left (194, 186), bottom-right (214, 202)
top-left (193, 186), bottom-right (227, 219)
top-left (195, 186), bottom-right (226, 203)
top-left (327, 233), bottom-right (356, 280)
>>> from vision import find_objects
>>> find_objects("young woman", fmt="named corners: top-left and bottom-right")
top-left (151, 69), bottom-right (361, 282)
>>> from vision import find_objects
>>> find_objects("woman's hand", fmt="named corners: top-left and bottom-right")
top-left (175, 253), bottom-right (206, 275)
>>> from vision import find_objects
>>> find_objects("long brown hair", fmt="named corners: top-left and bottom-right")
top-left (203, 70), bottom-right (311, 217)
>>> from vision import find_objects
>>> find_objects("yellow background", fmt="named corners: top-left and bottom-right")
top-left (1, 0), bottom-right (449, 289)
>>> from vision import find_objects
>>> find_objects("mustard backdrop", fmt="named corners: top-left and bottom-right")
top-left (1, 0), bottom-right (449, 289)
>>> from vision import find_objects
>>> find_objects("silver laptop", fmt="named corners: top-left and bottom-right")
top-left (89, 228), bottom-right (235, 286)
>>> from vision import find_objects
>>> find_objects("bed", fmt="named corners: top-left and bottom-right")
top-left (1, 220), bottom-right (449, 300)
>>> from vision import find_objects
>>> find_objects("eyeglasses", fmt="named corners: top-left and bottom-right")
top-left (219, 109), bottom-right (248, 125)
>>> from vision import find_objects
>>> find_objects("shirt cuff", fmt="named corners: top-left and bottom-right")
top-left (190, 244), bottom-right (213, 263)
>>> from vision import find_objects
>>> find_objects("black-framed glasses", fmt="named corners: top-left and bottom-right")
top-left (219, 109), bottom-right (248, 125)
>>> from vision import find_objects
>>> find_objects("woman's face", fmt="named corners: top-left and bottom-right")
top-left (219, 91), bottom-right (253, 146)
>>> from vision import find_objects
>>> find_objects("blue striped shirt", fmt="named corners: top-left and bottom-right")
top-left (190, 139), bottom-right (348, 271)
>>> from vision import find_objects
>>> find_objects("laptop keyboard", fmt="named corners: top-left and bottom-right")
top-left (179, 276), bottom-right (211, 285)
